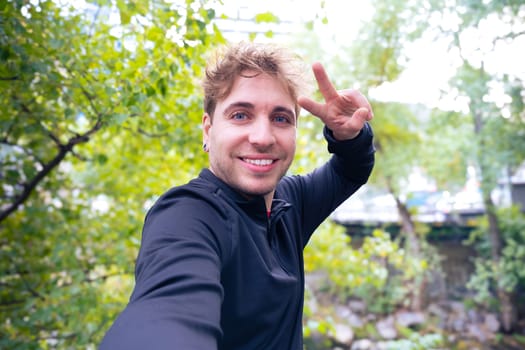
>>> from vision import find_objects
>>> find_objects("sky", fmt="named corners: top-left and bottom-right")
top-left (215, 0), bottom-right (525, 114)
top-left (65, 0), bottom-right (524, 113)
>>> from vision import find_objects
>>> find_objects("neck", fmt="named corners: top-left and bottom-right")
top-left (264, 191), bottom-right (274, 212)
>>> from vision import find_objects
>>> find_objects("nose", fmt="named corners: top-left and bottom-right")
top-left (248, 118), bottom-right (276, 148)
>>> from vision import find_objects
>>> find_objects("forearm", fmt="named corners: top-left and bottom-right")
top-left (101, 199), bottom-right (226, 350)
top-left (324, 122), bottom-right (375, 185)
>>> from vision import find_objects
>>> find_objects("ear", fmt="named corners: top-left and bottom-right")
top-left (202, 113), bottom-right (212, 144)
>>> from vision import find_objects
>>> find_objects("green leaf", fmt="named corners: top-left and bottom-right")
top-left (305, 20), bottom-right (314, 31)
top-left (264, 30), bottom-right (274, 38)
top-left (108, 113), bottom-right (128, 125)
top-left (254, 12), bottom-right (279, 24)
top-left (96, 154), bottom-right (109, 165)
top-left (117, 0), bottom-right (131, 25)
top-left (157, 77), bottom-right (167, 97)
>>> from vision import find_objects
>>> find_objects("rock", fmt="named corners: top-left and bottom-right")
top-left (466, 323), bottom-right (487, 342)
top-left (335, 305), bottom-right (364, 328)
top-left (447, 301), bottom-right (468, 332)
top-left (365, 313), bottom-right (378, 323)
top-left (427, 303), bottom-right (448, 328)
top-left (449, 301), bottom-right (466, 315)
top-left (467, 308), bottom-right (483, 323)
top-left (351, 339), bottom-right (375, 350)
top-left (427, 303), bottom-right (447, 319)
top-left (347, 311), bottom-right (365, 328)
top-left (451, 316), bottom-right (466, 332)
top-left (376, 316), bottom-right (397, 340)
top-left (333, 323), bottom-right (354, 345)
top-left (335, 304), bottom-right (351, 319)
top-left (395, 310), bottom-right (426, 328)
top-left (484, 313), bottom-right (500, 333)
top-left (348, 299), bottom-right (367, 314)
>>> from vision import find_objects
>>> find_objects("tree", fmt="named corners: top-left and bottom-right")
top-left (1, 0), bottom-right (224, 347)
top-left (425, 0), bottom-right (525, 331)
top-left (343, 0), bottom-right (525, 329)
top-left (343, 0), bottom-right (436, 311)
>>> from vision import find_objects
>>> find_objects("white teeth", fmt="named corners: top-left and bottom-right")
top-left (244, 159), bottom-right (273, 166)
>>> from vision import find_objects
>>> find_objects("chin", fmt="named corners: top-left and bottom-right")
top-left (239, 183), bottom-right (276, 198)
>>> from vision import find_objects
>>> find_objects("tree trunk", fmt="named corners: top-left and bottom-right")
top-left (473, 103), bottom-right (517, 332)
top-left (386, 178), bottom-right (425, 311)
top-left (484, 196), bottom-right (517, 332)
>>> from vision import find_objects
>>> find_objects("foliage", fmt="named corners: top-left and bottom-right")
top-left (302, 224), bottom-right (441, 348)
top-left (383, 332), bottom-right (445, 350)
top-left (416, 0), bottom-right (525, 198)
top-left (1, 0), bottom-right (224, 348)
top-left (366, 102), bottom-right (421, 194)
top-left (354, 0), bottom-right (525, 329)
top-left (448, 61), bottom-right (524, 194)
top-left (466, 206), bottom-right (525, 306)
top-left (418, 108), bottom-right (475, 191)
top-left (348, 0), bottom-right (430, 88)
top-left (300, 0), bottom-right (525, 336)
top-left (433, 0), bottom-right (525, 329)
top-left (303, 223), bottom-right (427, 319)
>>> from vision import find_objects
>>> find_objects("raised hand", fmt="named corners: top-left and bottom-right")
top-left (298, 62), bottom-right (374, 140)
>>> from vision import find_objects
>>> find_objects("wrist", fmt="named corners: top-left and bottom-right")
top-left (332, 129), bottom-right (360, 141)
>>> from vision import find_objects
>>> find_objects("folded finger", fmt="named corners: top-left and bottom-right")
top-left (341, 90), bottom-right (374, 119)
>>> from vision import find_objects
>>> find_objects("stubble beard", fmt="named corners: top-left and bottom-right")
top-left (210, 159), bottom-right (289, 200)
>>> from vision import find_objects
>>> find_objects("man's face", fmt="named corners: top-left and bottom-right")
top-left (203, 72), bottom-right (297, 206)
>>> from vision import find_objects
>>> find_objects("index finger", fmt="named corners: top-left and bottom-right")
top-left (312, 62), bottom-right (339, 102)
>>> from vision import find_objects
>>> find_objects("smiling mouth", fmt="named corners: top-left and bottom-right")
top-left (242, 158), bottom-right (275, 166)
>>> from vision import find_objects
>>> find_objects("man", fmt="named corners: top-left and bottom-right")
top-left (101, 42), bottom-right (375, 349)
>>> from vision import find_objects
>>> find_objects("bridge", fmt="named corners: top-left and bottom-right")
top-left (330, 190), bottom-right (486, 241)
top-left (329, 179), bottom-right (525, 240)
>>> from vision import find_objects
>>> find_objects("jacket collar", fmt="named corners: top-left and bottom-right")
top-left (198, 169), bottom-right (292, 221)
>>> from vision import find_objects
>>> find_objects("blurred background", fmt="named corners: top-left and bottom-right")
top-left (1, 0), bottom-right (524, 349)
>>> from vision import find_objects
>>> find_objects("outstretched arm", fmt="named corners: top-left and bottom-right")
top-left (100, 197), bottom-right (225, 350)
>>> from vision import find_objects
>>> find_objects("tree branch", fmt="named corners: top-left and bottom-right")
top-left (0, 118), bottom-right (104, 223)
top-left (0, 298), bottom-right (27, 308)
top-left (0, 76), bottom-right (19, 81)
top-left (493, 30), bottom-right (525, 46)
top-left (14, 264), bottom-right (46, 301)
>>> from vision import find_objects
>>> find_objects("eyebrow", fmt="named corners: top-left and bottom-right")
top-left (223, 102), bottom-right (296, 119)
top-left (223, 102), bottom-right (254, 116)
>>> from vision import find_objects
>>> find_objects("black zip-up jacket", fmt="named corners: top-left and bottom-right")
top-left (101, 125), bottom-right (375, 349)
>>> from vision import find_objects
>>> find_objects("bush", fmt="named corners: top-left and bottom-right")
top-left (466, 206), bottom-right (525, 307)
top-left (303, 222), bottom-right (429, 336)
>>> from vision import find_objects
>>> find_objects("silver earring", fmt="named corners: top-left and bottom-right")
top-left (203, 143), bottom-right (208, 152)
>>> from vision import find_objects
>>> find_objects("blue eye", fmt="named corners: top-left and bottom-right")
top-left (274, 115), bottom-right (291, 124)
top-left (232, 112), bottom-right (248, 120)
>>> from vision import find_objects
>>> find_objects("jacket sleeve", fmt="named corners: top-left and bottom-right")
top-left (324, 122), bottom-right (375, 185)
top-left (280, 122), bottom-right (375, 244)
top-left (100, 195), bottom-right (228, 350)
